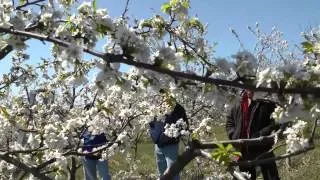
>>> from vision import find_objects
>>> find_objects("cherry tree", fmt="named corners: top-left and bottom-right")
top-left (0, 0), bottom-right (320, 179)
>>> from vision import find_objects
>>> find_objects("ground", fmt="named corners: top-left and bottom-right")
top-left (76, 126), bottom-right (320, 180)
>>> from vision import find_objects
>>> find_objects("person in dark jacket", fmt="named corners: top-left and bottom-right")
top-left (150, 91), bottom-right (188, 180)
top-left (226, 89), bottom-right (280, 180)
top-left (81, 104), bottom-right (111, 180)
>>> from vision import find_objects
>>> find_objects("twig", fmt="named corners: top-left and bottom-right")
top-left (254, 143), bottom-right (286, 160)
top-left (198, 150), bottom-right (249, 180)
top-left (199, 130), bottom-right (279, 149)
top-left (16, 0), bottom-right (45, 10)
top-left (121, 0), bottom-right (130, 19)
top-left (230, 28), bottom-right (245, 50)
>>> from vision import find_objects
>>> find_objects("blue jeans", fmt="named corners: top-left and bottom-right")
top-left (155, 143), bottom-right (180, 180)
top-left (83, 158), bottom-right (111, 180)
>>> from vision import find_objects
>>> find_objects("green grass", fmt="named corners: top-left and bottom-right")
top-left (75, 127), bottom-right (320, 179)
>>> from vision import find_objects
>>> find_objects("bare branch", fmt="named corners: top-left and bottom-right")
top-left (121, 0), bottom-right (130, 19)
top-left (16, 0), bottom-right (45, 10)
top-left (36, 158), bottom-right (56, 170)
top-left (231, 144), bottom-right (314, 167)
top-left (254, 143), bottom-right (286, 160)
top-left (198, 131), bottom-right (279, 149)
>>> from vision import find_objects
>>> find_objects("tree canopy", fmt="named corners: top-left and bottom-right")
top-left (0, 0), bottom-right (320, 179)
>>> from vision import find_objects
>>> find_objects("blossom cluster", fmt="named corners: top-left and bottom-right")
top-left (283, 120), bottom-right (309, 153)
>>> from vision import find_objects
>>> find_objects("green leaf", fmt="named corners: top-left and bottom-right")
top-left (59, 73), bottom-right (69, 81)
top-left (232, 151), bottom-right (242, 157)
top-left (301, 41), bottom-right (314, 54)
top-left (188, 17), bottom-right (205, 33)
top-left (95, 24), bottom-right (112, 37)
top-left (204, 83), bottom-right (215, 93)
top-left (101, 106), bottom-right (113, 115)
top-left (19, 0), bottom-right (26, 5)
top-left (115, 77), bottom-right (126, 86)
top-left (225, 144), bottom-right (233, 151)
top-left (161, 3), bottom-right (171, 14)
top-left (215, 143), bottom-right (224, 149)
top-left (169, 0), bottom-right (179, 6)
top-left (191, 132), bottom-right (199, 140)
top-left (140, 19), bottom-right (153, 28)
top-left (181, 0), bottom-right (190, 8)
top-left (0, 106), bottom-right (10, 119)
top-left (92, 0), bottom-right (97, 12)
top-left (153, 57), bottom-right (163, 67)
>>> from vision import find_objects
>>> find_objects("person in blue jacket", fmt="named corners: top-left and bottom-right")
top-left (149, 90), bottom-right (189, 180)
top-left (81, 104), bottom-right (111, 180)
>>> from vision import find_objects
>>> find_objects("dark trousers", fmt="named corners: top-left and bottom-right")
top-left (239, 150), bottom-right (280, 180)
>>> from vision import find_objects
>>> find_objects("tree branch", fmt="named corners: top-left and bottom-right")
top-left (2, 27), bottom-right (320, 95)
top-left (160, 147), bottom-right (199, 180)
top-left (0, 24), bottom-right (40, 60)
top-left (309, 118), bottom-right (318, 144)
top-left (198, 131), bottom-right (278, 149)
top-left (16, 0), bottom-right (45, 10)
top-left (0, 147), bottom-right (48, 155)
top-left (121, 0), bottom-right (130, 19)
top-left (0, 154), bottom-right (51, 180)
top-left (230, 144), bottom-right (314, 167)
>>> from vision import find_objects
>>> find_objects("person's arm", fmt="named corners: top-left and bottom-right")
top-left (226, 106), bottom-right (236, 140)
top-left (175, 103), bottom-right (189, 129)
top-left (252, 102), bottom-right (278, 137)
top-left (255, 121), bottom-right (276, 137)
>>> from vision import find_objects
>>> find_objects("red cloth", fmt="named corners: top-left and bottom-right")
top-left (241, 92), bottom-right (250, 138)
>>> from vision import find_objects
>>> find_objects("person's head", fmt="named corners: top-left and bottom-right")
top-left (156, 89), bottom-right (177, 114)
top-left (241, 89), bottom-right (254, 100)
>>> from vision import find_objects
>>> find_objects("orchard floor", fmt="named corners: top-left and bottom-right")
top-left (76, 127), bottom-right (320, 180)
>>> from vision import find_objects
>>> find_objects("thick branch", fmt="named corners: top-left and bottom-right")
top-left (0, 154), bottom-right (51, 180)
top-left (111, 56), bottom-right (320, 95)
top-left (2, 27), bottom-right (320, 95)
top-left (0, 26), bottom-right (105, 59)
top-left (0, 147), bottom-right (48, 155)
top-left (160, 133), bottom-right (277, 179)
top-left (0, 24), bottom-right (40, 60)
top-left (160, 148), bottom-right (198, 180)
top-left (231, 145), bottom-right (314, 167)
top-left (0, 45), bottom-right (13, 60)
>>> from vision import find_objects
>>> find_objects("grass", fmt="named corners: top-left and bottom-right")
top-left (75, 126), bottom-right (320, 180)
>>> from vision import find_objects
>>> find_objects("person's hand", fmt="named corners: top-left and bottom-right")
top-left (233, 155), bottom-right (241, 162)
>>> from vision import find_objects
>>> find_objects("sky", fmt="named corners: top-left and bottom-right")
top-left (0, 0), bottom-right (320, 74)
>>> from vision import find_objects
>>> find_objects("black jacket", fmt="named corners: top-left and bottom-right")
top-left (149, 103), bottom-right (189, 147)
top-left (226, 99), bottom-right (278, 151)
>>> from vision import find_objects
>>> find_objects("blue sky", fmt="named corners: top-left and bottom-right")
top-left (1, 0), bottom-right (319, 74)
